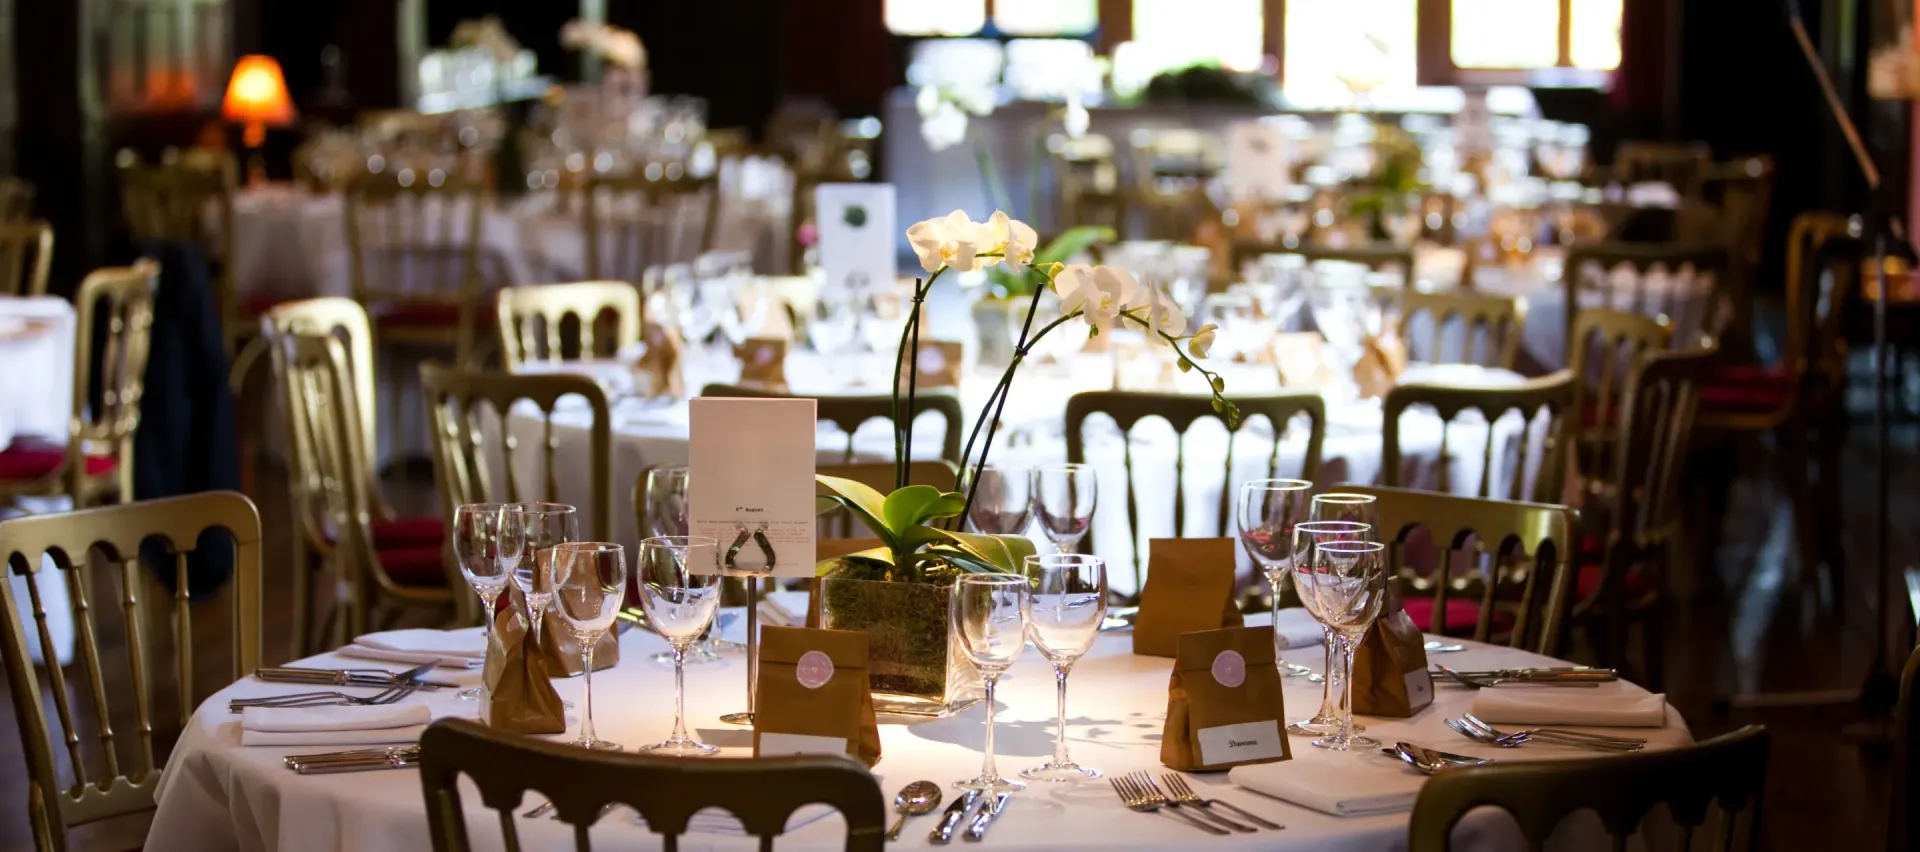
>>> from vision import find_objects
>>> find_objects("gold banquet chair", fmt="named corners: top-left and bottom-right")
top-left (0, 261), bottom-right (158, 510)
top-left (419, 717), bottom-right (886, 851)
top-left (1408, 725), bottom-right (1770, 852)
top-left (495, 280), bottom-right (642, 370)
top-left (1894, 643), bottom-right (1920, 852)
top-left (0, 176), bottom-right (35, 221)
top-left (1342, 484), bottom-right (1578, 652)
top-left (700, 384), bottom-right (966, 466)
top-left (344, 171), bottom-right (508, 368)
top-left (1559, 242), bottom-right (1730, 347)
top-left (274, 332), bottom-right (457, 639)
top-left (1566, 308), bottom-right (1672, 503)
top-left (117, 150), bottom-right (241, 355)
top-left (1381, 370), bottom-right (1576, 506)
top-left (0, 219), bottom-right (53, 296)
top-left (583, 173), bottom-right (721, 284)
top-left (1065, 391), bottom-right (1327, 594)
top-left (1397, 290), bottom-right (1528, 370)
top-left (0, 491), bottom-right (263, 852)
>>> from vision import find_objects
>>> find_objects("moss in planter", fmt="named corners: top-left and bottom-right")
top-left (820, 560), bottom-right (965, 699)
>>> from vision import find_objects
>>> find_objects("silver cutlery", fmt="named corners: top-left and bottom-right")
top-left (256, 661), bottom-right (444, 688)
top-left (1433, 666), bottom-right (1616, 680)
top-left (1434, 665), bottom-right (1605, 689)
top-left (1109, 774), bottom-right (1227, 836)
top-left (1158, 773), bottom-right (1284, 830)
top-left (284, 745), bottom-right (422, 774)
top-left (1384, 742), bottom-right (1494, 774)
top-left (1460, 713), bottom-right (1648, 746)
top-left (962, 792), bottom-right (1011, 842)
top-left (929, 789), bottom-right (982, 845)
top-left (1446, 717), bottom-right (1642, 752)
top-left (1423, 641), bottom-right (1468, 653)
top-left (886, 780), bottom-right (942, 841)
top-left (1132, 772), bottom-right (1253, 833)
top-left (229, 682), bottom-right (421, 712)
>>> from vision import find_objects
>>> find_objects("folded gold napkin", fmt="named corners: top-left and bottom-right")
top-left (238, 705), bottom-right (430, 747)
top-left (1469, 690), bottom-right (1669, 728)
top-left (1227, 748), bottom-right (1423, 816)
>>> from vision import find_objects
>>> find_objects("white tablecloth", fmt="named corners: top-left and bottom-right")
top-left (148, 614), bottom-right (1692, 852)
top-left (0, 296), bottom-right (75, 451)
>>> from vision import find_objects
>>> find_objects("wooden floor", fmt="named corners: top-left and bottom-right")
top-left (1, 376), bottom-right (1914, 851)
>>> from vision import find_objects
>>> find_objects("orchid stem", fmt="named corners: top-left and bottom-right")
top-left (961, 311), bottom-right (1078, 521)
top-left (891, 271), bottom-right (941, 489)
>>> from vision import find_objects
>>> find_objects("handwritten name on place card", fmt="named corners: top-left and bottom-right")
top-left (1196, 720), bottom-right (1285, 767)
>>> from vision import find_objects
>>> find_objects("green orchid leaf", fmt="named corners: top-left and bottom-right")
top-left (815, 495), bottom-right (842, 516)
top-left (1034, 225), bottom-right (1115, 265)
top-left (931, 530), bottom-right (1037, 574)
top-left (880, 485), bottom-right (966, 533)
top-left (925, 546), bottom-right (1003, 575)
top-left (814, 545), bottom-right (894, 576)
top-left (815, 475), bottom-right (894, 543)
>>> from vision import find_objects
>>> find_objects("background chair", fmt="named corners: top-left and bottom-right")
top-left (1408, 725), bottom-right (1769, 852)
top-left (343, 172), bottom-right (506, 369)
top-left (1065, 391), bottom-right (1326, 594)
top-left (1611, 140), bottom-right (1714, 189)
top-left (0, 176), bottom-right (34, 222)
top-left (1895, 643), bottom-right (1919, 852)
top-left (0, 491), bottom-right (262, 852)
top-left (1566, 308), bottom-right (1672, 504)
top-left (583, 173), bottom-right (720, 284)
top-left (495, 280), bottom-right (642, 369)
top-left (1381, 371), bottom-right (1575, 505)
top-left (699, 384), bottom-right (964, 466)
top-left (116, 150), bottom-right (240, 355)
top-left (1560, 242), bottom-right (1730, 351)
top-left (418, 717), bottom-right (885, 851)
top-left (1397, 290), bottom-right (1527, 370)
top-left (1344, 484), bottom-right (1577, 652)
top-left (1231, 242), bottom-right (1416, 288)
top-left (0, 219), bottom-right (52, 296)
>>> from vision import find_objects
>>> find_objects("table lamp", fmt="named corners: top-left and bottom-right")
top-left (222, 55), bottom-right (296, 186)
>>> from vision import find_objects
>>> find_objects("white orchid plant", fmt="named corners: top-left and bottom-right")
top-left (815, 210), bottom-right (1237, 581)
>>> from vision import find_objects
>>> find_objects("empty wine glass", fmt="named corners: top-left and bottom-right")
top-left (1289, 520), bottom-right (1371, 736)
top-left (1020, 554), bottom-right (1107, 782)
top-left (1236, 479), bottom-right (1315, 679)
top-left (452, 503), bottom-right (524, 700)
top-left (952, 573), bottom-right (1029, 792)
top-left (964, 465), bottom-right (1032, 535)
top-left (1297, 540), bottom-right (1389, 751)
top-left (1311, 492), bottom-right (1378, 528)
top-left (636, 535), bottom-right (723, 757)
top-left (553, 542), bottom-right (628, 750)
top-left (643, 465), bottom-right (729, 664)
top-left (811, 289), bottom-right (860, 382)
top-left (1031, 464), bottom-right (1097, 554)
top-left (512, 503), bottom-right (578, 651)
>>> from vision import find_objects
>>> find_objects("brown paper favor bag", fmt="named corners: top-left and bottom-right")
top-left (754, 626), bottom-right (882, 766)
top-left (1271, 332), bottom-right (1336, 388)
top-left (634, 320), bottom-right (686, 399)
top-left (1162, 626), bottom-right (1291, 771)
top-left (483, 608), bottom-right (567, 734)
top-left (735, 336), bottom-right (788, 389)
top-left (1350, 584), bottom-right (1434, 717)
top-left (502, 583), bottom-right (622, 678)
top-left (1133, 538), bottom-right (1244, 658)
top-left (895, 339), bottom-right (966, 391)
top-left (1352, 330), bottom-right (1410, 399)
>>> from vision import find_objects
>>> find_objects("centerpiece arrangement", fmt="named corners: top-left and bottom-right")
top-left (814, 210), bottom-right (1238, 714)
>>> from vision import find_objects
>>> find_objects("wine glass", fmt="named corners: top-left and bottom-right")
top-left (1288, 520), bottom-right (1372, 736)
top-left (964, 465), bottom-right (1031, 535)
top-left (643, 465), bottom-right (729, 664)
top-left (553, 542), bottom-right (628, 750)
top-left (452, 503), bottom-right (524, 701)
top-left (1031, 464), bottom-right (1097, 554)
top-left (1311, 492), bottom-right (1378, 528)
top-left (635, 535), bottom-right (723, 757)
top-left (511, 503), bottom-right (578, 652)
top-left (952, 573), bottom-right (1029, 792)
top-left (1297, 540), bottom-right (1389, 751)
top-left (811, 289), bottom-right (860, 383)
top-left (1020, 554), bottom-right (1108, 782)
top-left (1235, 480), bottom-right (1315, 678)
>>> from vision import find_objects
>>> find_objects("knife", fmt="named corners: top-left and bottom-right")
top-left (929, 789), bottom-right (983, 844)
top-left (962, 792), bottom-right (1012, 842)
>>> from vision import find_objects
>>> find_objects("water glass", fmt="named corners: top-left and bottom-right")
top-left (513, 503), bottom-right (579, 649)
top-left (452, 503), bottom-right (524, 701)
top-left (964, 465), bottom-right (1032, 535)
top-left (1297, 540), bottom-right (1390, 751)
top-left (553, 542), bottom-right (628, 750)
top-left (1031, 464), bottom-right (1097, 554)
top-left (1235, 479), bottom-right (1315, 677)
top-left (1020, 554), bottom-right (1107, 782)
top-left (635, 536), bottom-right (723, 757)
top-left (1311, 492), bottom-right (1378, 528)
top-left (951, 573), bottom-right (1030, 792)
top-left (644, 465), bottom-right (729, 664)
top-left (1289, 520), bottom-right (1372, 736)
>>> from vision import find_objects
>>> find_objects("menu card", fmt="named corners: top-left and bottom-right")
top-left (1224, 121), bottom-right (1291, 202)
top-left (689, 397), bottom-right (818, 577)
top-left (815, 183), bottom-right (897, 293)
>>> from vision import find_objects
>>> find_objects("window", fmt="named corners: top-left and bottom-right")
top-left (1442, 0), bottom-right (1622, 76)
top-left (1569, 0), bottom-right (1622, 70)
top-left (1129, 0), bottom-right (1264, 73)
top-left (1283, 0), bottom-right (1419, 103)
top-left (994, 0), bottom-right (1099, 36)
top-left (886, 0), bottom-right (986, 36)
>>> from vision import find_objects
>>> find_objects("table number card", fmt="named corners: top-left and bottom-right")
top-left (1224, 121), bottom-right (1292, 202)
top-left (1161, 626), bottom-right (1290, 771)
top-left (689, 397), bottom-right (817, 577)
top-left (815, 183), bottom-right (897, 293)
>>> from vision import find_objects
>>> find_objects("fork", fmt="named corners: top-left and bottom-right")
top-left (1132, 773), bottom-right (1255, 833)
top-left (1109, 775), bottom-right (1227, 835)
top-left (1435, 666), bottom-right (1601, 689)
top-left (229, 683), bottom-right (421, 712)
top-left (1159, 774), bottom-right (1284, 830)
top-left (1446, 718), bottom-right (1640, 752)
top-left (1460, 714), bottom-right (1647, 747)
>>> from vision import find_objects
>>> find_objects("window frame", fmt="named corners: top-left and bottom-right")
top-left (1414, 0), bottom-right (1617, 87)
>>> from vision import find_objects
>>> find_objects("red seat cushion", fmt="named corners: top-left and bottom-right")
top-left (370, 516), bottom-right (447, 549)
top-left (1699, 365), bottom-right (1794, 414)
top-left (375, 546), bottom-right (451, 587)
top-left (238, 293), bottom-right (288, 318)
top-left (1402, 597), bottom-right (1516, 634)
top-left (1576, 564), bottom-right (1654, 601)
top-left (0, 439), bottom-right (117, 481)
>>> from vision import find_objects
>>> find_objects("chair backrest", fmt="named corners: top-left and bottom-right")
top-left (63, 261), bottom-right (160, 491)
top-left (116, 150), bottom-right (235, 247)
top-left (1408, 725), bottom-right (1770, 852)
top-left (271, 332), bottom-right (398, 599)
top-left (419, 717), bottom-right (885, 852)
top-left (0, 219), bottom-right (53, 296)
top-left (1381, 370), bottom-right (1575, 504)
top-left (583, 173), bottom-right (721, 284)
top-left (259, 298), bottom-right (388, 532)
top-left (698, 383), bottom-right (965, 465)
top-left (1342, 484), bottom-right (1577, 652)
top-left (813, 461), bottom-right (961, 539)
top-left (0, 176), bottom-right (35, 221)
top-left (1398, 290), bottom-right (1527, 369)
top-left (1559, 242), bottom-right (1729, 349)
top-left (495, 281), bottom-right (643, 369)
top-left (0, 492), bottom-right (262, 851)
top-left (420, 364), bottom-right (614, 544)
top-left (1612, 140), bottom-right (1713, 189)
top-left (1566, 308), bottom-right (1672, 491)
top-left (343, 172), bottom-right (500, 306)
top-left (1065, 390), bottom-right (1327, 592)
top-left (1783, 211), bottom-right (1865, 387)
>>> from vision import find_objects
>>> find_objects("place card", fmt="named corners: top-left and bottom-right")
top-left (753, 626), bottom-right (880, 766)
top-left (1351, 584), bottom-right (1434, 717)
top-left (895, 339), bottom-right (965, 390)
top-left (734, 336), bottom-right (789, 390)
top-left (1224, 121), bottom-right (1292, 202)
top-left (1271, 332), bottom-right (1336, 389)
top-left (1162, 626), bottom-right (1290, 772)
top-left (815, 183), bottom-right (897, 293)
top-left (689, 397), bottom-right (818, 577)
top-left (1133, 538), bottom-right (1244, 658)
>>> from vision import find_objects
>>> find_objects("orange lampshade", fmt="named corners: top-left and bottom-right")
top-left (222, 55), bottom-right (296, 129)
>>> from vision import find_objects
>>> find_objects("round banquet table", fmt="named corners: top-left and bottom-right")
top-left (503, 352), bottom-right (1555, 597)
top-left (0, 295), bottom-right (76, 451)
top-left (148, 613), bottom-right (1691, 852)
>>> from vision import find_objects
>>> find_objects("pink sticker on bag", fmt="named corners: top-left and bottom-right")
top-left (1211, 650), bottom-right (1246, 689)
top-left (795, 650), bottom-right (835, 689)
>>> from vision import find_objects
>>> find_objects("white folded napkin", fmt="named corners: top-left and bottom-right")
top-left (334, 644), bottom-right (485, 669)
top-left (239, 705), bottom-right (431, 747)
top-left (1229, 751), bottom-right (1424, 817)
top-left (353, 628), bottom-right (486, 658)
top-left (762, 590), bottom-right (811, 627)
top-left (1270, 608), bottom-right (1325, 649)
top-left (1469, 690), bottom-right (1668, 728)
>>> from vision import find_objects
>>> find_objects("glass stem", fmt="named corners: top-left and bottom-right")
top-left (671, 646), bottom-right (689, 742)
top-left (981, 673), bottom-right (1001, 782)
top-left (1052, 664), bottom-right (1071, 768)
top-left (580, 640), bottom-right (597, 742)
top-left (1317, 626), bottom-right (1341, 720)
top-left (1337, 635), bottom-right (1359, 744)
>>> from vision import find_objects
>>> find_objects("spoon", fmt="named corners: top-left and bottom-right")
top-left (1392, 742), bottom-right (1493, 774)
top-left (887, 780), bottom-right (943, 841)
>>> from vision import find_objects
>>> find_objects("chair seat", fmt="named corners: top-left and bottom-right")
top-left (0, 439), bottom-right (117, 481)
top-left (371, 516), bottom-right (447, 548)
top-left (1699, 365), bottom-right (1794, 414)
top-left (1403, 596), bottom-right (1516, 635)
top-left (375, 545), bottom-right (451, 587)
